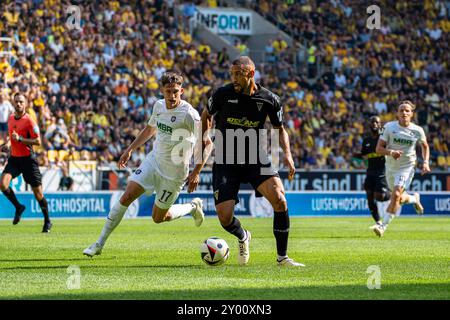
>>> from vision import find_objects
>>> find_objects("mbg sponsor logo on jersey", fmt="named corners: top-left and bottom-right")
top-left (393, 137), bottom-right (413, 146)
top-left (157, 122), bottom-right (173, 134)
top-left (227, 117), bottom-right (260, 128)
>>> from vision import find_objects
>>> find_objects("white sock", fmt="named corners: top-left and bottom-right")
top-left (376, 200), bottom-right (390, 220)
top-left (383, 213), bottom-right (395, 227)
top-left (167, 203), bottom-right (194, 221)
top-left (97, 202), bottom-right (128, 246)
top-left (401, 193), bottom-right (416, 205)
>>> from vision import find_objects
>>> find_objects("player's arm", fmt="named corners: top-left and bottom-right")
top-left (273, 124), bottom-right (296, 181)
top-left (12, 120), bottom-right (41, 146)
top-left (187, 109), bottom-right (214, 193)
top-left (376, 124), bottom-right (402, 159)
top-left (196, 109), bottom-right (214, 171)
top-left (118, 125), bottom-right (156, 169)
top-left (375, 138), bottom-right (402, 160)
top-left (11, 133), bottom-right (41, 146)
top-left (419, 129), bottom-right (430, 175)
top-left (269, 93), bottom-right (295, 180)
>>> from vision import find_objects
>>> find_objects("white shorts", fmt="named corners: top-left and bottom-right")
top-left (386, 166), bottom-right (415, 191)
top-left (128, 157), bottom-right (185, 209)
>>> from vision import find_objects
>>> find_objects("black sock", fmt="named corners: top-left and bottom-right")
top-left (274, 210), bottom-right (290, 257)
top-left (2, 187), bottom-right (21, 209)
top-left (38, 198), bottom-right (51, 223)
top-left (368, 199), bottom-right (380, 222)
top-left (222, 217), bottom-right (245, 240)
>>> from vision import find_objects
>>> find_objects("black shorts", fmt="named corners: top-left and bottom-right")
top-left (212, 163), bottom-right (279, 205)
top-left (2, 156), bottom-right (42, 188)
top-left (364, 173), bottom-right (388, 194)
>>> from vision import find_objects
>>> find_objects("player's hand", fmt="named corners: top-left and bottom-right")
top-left (118, 149), bottom-right (132, 169)
top-left (390, 150), bottom-right (403, 160)
top-left (187, 171), bottom-right (200, 193)
top-left (421, 162), bottom-right (431, 175)
top-left (285, 155), bottom-right (296, 181)
top-left (11, 131), bottom-right (20, 142)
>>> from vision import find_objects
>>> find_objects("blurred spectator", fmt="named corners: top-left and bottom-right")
top-left (0, 92), bottom-right (14, 144)
top-left (0, 0), bottom-right (447, 173)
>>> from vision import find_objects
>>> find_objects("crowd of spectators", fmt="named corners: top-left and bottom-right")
top-left (0, 0), bottom-right (449, 173)
top-left (251, 0), bottom-right (449, 170)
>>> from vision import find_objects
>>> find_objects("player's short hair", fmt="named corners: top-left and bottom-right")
top-left (160, 72), bottom-right (184, 87)
top-left (398, 100), bottom-right (416, 111)
top-left (231, 56), bottom-right (255, 72)
top-left (12, 92), bottom-right (27, 102)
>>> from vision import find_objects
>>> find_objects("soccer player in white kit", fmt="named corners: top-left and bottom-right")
top-left (373, 101), bottom-right (431, 237)
top-left (83, 72), bottom-right (209, 257)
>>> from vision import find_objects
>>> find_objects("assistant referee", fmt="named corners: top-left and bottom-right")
top-left (0, 92), bottom-right (52, 232)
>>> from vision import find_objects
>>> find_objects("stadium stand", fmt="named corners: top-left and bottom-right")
top-left (0, 0), bottom-right (448, 171)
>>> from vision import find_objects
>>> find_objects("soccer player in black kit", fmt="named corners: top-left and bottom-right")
top-left (354, 116), bottom-right (390, 230)
top-left (195, 56), bottom-right (304, 267)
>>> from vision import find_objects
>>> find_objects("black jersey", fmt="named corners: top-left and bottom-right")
top-left (207, 83), bottom-right (283, 166)
top-left (361, 135), bottom-right (385, 175)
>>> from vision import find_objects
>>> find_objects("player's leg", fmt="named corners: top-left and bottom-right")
top-left (23, 156), bottom-right (51, 232)
top-left (151, 178), bottom-right (204, 226)
top-left (103, 181), bottom-right (144, 242)
top-left (398, 170), bottom-right (423, 214)
top-left (213, 164), bottom-right (249, 265)
top-left (85, 156), bottom-right (159, 256)
top-left (216, 199), bottom-right (251, 266)
top-left (372, 170), bottom-right (395, 236)
top-left (256, 176), bottom-right (304, 267)
top-left (1, 158), bottom-right (26, 224)
top-left (1, 172), bottom-right (26, 223)
top-left (31, 185), bottom-right (52, 232)
top-left (371, 176), bottom-right (391, 225)
top-left (367, 191), bottom-right (381, 224)
top-left (374, 191), bottom-right (390, 218)
top-left (380, 169), bottom-right (407, 235)
top-left (216, 199), bottom-right (247, 239)
top-left (364, 175), bottom-right (381, 224)
top-left (382, 185), bottom-right (403, 229)
top-left (84, 181), bottom-right (145, 257)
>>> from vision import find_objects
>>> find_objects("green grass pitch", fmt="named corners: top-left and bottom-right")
top-left (0, 217), bottom-right (449, 300)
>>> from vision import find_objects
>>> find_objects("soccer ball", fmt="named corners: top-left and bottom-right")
top-left (200, 237), bottom-right (229, 266)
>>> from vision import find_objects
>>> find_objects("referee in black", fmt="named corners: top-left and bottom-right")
top-left (354, 116), bottom-right (390, 229)
top-left (0, 92), bottom-right (52, 232)
top-left (193, 56), bottom-right (304, 267)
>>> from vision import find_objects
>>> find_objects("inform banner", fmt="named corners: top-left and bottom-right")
top-left (1, 191), bottom-right (448, 219)
top-left (195, 7), bottom-right (252, 35)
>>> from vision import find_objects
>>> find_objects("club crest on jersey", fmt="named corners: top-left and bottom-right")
top-left (214, 190), bottom-right (219, 200)
top-left (256, 102), bottom-right (263, 111)
top-left (171, 116), bottom-right (176, 122)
